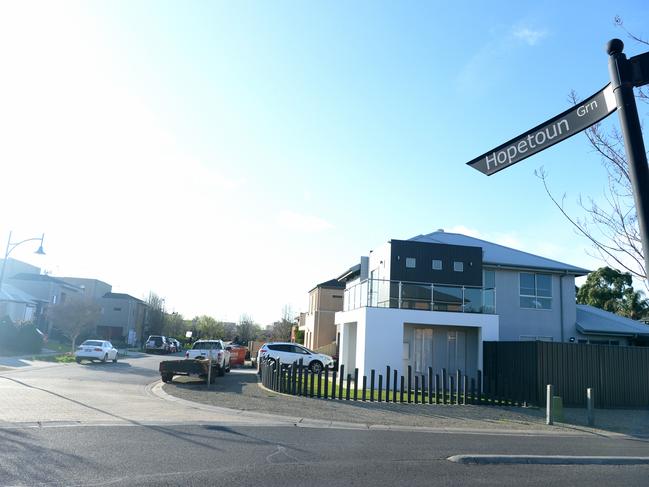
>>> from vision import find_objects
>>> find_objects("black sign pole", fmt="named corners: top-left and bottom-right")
top-left (607, 39), bottom-right (649, 282)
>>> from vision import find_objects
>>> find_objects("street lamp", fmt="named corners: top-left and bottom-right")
top-left (0, 231), bottom-right (46, 293)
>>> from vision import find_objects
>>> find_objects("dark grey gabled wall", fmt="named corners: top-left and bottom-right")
top-left (389, 239), bottom-right (483, 286)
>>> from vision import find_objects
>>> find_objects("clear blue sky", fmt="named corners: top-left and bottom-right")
top-left (2, 1), bottom-right (648, 324)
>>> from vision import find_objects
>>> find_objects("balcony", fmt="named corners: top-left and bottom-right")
top-left (343, 279), bottom-right (496, 314)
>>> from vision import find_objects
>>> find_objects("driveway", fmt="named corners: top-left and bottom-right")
top-left (0, 354), bottom-right (291, 428)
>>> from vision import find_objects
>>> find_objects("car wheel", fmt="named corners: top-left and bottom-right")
top-left (75, 358), bottom-right (81, 364)
top-left (161, 373), bottom-right (173, 383)
top-left (217, 366), bottom-right (225, 377)
top-left (102, 354), bottom-right (107, 363)
top-left (309, 361), bottom-right (323, 374)
top-left (112, 355), bottom-right (117, 363)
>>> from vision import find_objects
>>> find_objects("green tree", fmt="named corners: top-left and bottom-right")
top-left (195, 315), bottom-right (225, 339)
top-left (163, 311), bottom-right (185, 338)
top-left (145, 292), bottom-right (166, 335)
top-left (47, 296), bottom-right (102, 352)
top-left (577, 266), bottom-right (648, 319)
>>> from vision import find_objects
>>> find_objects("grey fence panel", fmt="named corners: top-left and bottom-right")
top-left (484, 341), bottom-right (649, 408)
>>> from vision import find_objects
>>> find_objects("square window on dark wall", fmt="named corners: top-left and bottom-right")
top-left (405, 257), bottom-right (416, 268)
top-left (432, 259), bottom-right (442, 270)
top-left (453, 261), bottom-right (464, 272)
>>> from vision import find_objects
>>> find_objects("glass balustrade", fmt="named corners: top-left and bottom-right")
top-left (343, 278), bottom-right (496, 314)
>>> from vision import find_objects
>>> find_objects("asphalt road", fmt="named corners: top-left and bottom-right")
top-left (1, 354), bottom-right (648, 486)
top-left (2, 424), bottom-right (649, 486)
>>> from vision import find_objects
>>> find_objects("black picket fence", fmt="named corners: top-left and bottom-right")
top-left (259, 358), bottom-right (525, 406)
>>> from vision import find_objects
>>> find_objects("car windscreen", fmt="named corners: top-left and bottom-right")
top-left (82, 341), bottom-right (103, 347)
top-left (192, 341), bottom-right (222, 350)
top-left (148, 337), bottom-right (163, 345)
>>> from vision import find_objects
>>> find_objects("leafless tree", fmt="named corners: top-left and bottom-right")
top-left (537, 17), bottom-right (649, 285)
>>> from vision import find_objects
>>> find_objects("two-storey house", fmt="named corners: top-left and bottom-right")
top-left (334, 229), bottom-right (592, 379)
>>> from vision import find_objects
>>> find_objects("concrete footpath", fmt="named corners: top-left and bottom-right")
top-left (161, 368), bottom-right (649, 438)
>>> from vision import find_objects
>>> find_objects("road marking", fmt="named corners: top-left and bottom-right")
top-left (448, 454), bottom-right (649, 465)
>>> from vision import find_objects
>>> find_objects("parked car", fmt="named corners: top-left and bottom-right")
top-left (75, 340), bottom-right (118, 364)
top-left (169, 338), bottom-right (182, 353)
top-left (185, 339), bottom-right (231, 376)
top-left (257, 342), bottom-right (334, 374)
top-left (145, 335), bottom-right (170, 354)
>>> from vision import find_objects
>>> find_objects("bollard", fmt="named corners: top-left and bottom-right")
top-left (587, 388), bottom-right (595, 427)
top-left (546, 384), bottom-right (554, 425)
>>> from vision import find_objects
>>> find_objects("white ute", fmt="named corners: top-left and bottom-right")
top-left (185, 339), bottom-right (231, 376)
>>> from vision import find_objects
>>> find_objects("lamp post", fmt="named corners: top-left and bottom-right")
top-left (0, 231), bottom-right (46, 293)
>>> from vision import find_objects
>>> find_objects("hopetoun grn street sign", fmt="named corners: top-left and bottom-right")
top-left (466, 84), bottom-right (617, 176)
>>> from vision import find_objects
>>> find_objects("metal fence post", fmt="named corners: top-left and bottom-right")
top-left (398, 281), bottom-right (403, 308)
top-left (428, 367), bottom-right (433, 404)
top-left (338, 365), bottom-right (345, 400)
top-left (317, 370), bottom-right (322, 398)
top-left (354, 368), bottom-right (359, 401)
top-left (346, 374), bottom-right (351, 401)
top-left (400, 375), bottom-right (405, 403)
top-left (324, 365), bottom-right (329, 399)
top-left (332, 367), bottom-right (337, 400)
top-left (298, 359), bottom-right (304, 395)
top-left (414, 375), bottom-right (419, 404)
top-left (310, 369), bottom-right (315, 397)
top-left (370, 369), bottom-right (375, 402)
top-left (386, 366), bottom-right (391, 402)
top-left (463, 375), bottom-right (468, 405)
top-left (378, 374), bottom-right (383, 402)
top-left (546, 384), bottom-right (554, 425)
top-left (422, 374), bottom-right (426, 404)
top-left (442, 369), bottom-right (447, 405)
top-left (407, 365), bottom-right (412, 404)
top-left (362, 376), bottom-right (367, 401)
top-left (456, 369), bottom-right (461, 405)
top-left (207, 355), bottom-right (212, 389)
top-left (393, 369), bottom-right (398, 404)
top-left (435, 374), bottom-right (439, 404)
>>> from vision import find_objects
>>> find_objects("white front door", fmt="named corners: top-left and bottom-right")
top-left (414, 328), bottom-right (433, 374)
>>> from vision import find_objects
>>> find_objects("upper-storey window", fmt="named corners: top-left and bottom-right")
top-left (453, 261), bottom-right (464, 272)
top-left (405, 257), bottom-right (416, 268)
top-left (432, 259), bottom-right (442, 270)
top-left (520, 272), bottom-right (552, 309)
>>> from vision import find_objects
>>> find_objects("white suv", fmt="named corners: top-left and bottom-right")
top-left (257, 342), bottom-right (334, 374)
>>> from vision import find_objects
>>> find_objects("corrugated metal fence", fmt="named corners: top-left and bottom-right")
top-left (484, 341), bottom-right (649, 408)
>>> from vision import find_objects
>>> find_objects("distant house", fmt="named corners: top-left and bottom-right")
top-left (0, 283), bottom-right (40, 323)
top-left (7, 272), bottom-right (83, 334)
top-left (334, 229), bottom-right (649, 379)
top-left (298, 277), bottom-right (346, 350)
top-left (98, 293), bottom-right (147, 345)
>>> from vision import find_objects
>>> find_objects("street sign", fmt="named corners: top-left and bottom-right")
top-left (629, 51), bottom-right (649, 87)
top-left (467, 84), bottom-right (617, 176)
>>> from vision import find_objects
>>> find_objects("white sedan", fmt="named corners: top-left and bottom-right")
top-left (75, 340), bottom-right (118, 364)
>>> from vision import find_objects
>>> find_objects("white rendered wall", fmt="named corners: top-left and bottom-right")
top-left (335, 307), bottom-right (499, 381)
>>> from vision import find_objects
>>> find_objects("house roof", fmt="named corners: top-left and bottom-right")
top-left (102, 292), bottom-right (144, 303)
top-left (410, 230), bottom-right (590, 276)
top-left (10, 273), bottom-right (83, 290)
top-left (576, 304), bottom-right (649, 337)
top-left (336, 264), bottom-right (361, 283)
top-left (0, 284), bottom-right (41, 304)
top-left (309, 278), bottom-right (345, 293)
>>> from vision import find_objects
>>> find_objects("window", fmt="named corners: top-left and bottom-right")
top-left (405, 257), bottom-right (416, 268)
top-left (432, 259), bottom-right (442, 270)
top-left (453, 261), bottom-right (463, 272)
top-left (519, 273), bottom-right (552, 309)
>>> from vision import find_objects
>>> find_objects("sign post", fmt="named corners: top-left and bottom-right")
top-left (466, 38), bottom-right (649, 282)
top-left (606, 39), bottom-right (649, 282)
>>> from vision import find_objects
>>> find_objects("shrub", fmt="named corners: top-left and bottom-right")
top-left (0, 317), bottom-right (43, 354)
